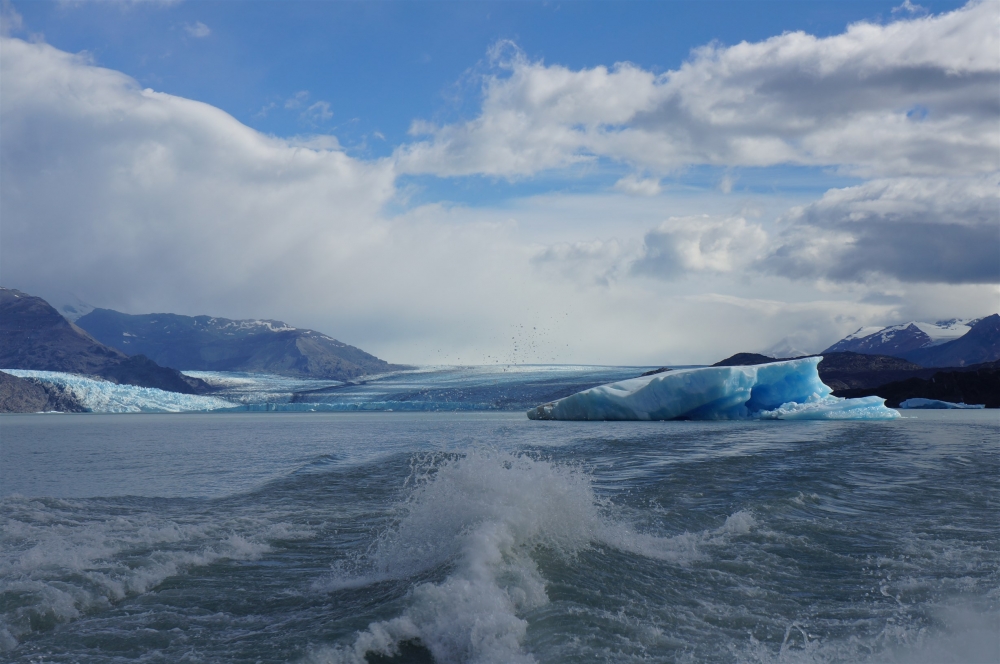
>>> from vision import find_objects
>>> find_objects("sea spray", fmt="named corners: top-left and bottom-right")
top-left (311, 450), bottom-right (759, 663)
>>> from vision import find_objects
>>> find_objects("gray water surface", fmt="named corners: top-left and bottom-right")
top-left (1, 411), bottom-right (997, 662)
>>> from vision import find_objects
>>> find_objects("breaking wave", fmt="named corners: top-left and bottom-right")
top-left (308, 450), bottom-right (758, 663)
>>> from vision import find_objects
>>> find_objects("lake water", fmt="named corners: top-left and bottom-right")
top-left (1, 410), bottom-right (997, 662)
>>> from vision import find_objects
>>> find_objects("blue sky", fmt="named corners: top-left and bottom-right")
top-left (2, 0), bottom-right (997, 364)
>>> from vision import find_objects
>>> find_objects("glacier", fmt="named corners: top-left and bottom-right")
top-left (898, 398), bottom-right (985, 410)
top-left (3, 370), bottom-right (235, 413)
top-left (526, 357), bottom-right (900, 421)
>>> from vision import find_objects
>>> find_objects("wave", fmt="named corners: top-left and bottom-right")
top-left (0, 495), bottom-right (310, 651)
top-left (307, 450), bottom-right (759, 663)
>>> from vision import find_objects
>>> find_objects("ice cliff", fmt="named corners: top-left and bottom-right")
top-left (526, 357), bottom-right (899, 421)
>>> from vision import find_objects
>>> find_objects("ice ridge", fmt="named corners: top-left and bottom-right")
top-left (526, 357), bottom-right (899, 421)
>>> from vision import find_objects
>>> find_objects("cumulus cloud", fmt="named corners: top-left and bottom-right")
top-left (762, 175), bottom-right (1000, 284)
top-left (396, 1), bottom-right (998, 179)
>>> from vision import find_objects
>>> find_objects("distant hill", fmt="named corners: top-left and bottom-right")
top-left (812, 352), bottom-right (929, 391)
top-left (0, 288), bottom-right (211, 394)
top-left (712, 353), bottom-right (777, 367)
top-left (76, 309), bottom-right (408, 381)
top-left (834, 362), bottom-right (1000, 408)
top-left (712, 351), bottom-right (933, 391)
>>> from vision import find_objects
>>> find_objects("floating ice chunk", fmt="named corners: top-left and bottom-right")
top-left (3, 370), bottom-right (235, 413)
top-left (898, 398), bottom-right (985, 409)
top-left (526, 357), bottom-right (900, 421)
top-left (756, 394), bottom-right (898, 420)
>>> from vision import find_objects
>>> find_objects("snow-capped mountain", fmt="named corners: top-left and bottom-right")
top-left (823, 316), bottom-right (999, 367)
top-left (823, 319), bottom-right (978, 357)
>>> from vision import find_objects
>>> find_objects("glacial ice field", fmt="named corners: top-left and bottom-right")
top-left (7, 359), bottom-right (900, 420)
top-left (3, 365), bottom-right (655, 414)
top-left (899, 398), bottom-right (986, 409)
top-left (3, 370), bottom-right (234, 413)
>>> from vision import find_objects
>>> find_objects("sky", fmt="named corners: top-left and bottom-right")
top-left (1, 0), bottom-right (997, 365)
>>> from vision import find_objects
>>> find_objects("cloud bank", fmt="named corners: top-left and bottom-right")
top-left (396, 2), bottom-right (998, 179)
top-left (1, 2), bottom-right (997, 364)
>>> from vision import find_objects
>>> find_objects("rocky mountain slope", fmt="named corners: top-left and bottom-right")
top-left (0, 288), bottom-right (210, 394)
top-left (76, 309), bottom-right (407, 381)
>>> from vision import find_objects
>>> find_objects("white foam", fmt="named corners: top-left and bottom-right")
top-left (309, 451), bottom-right (760, 663)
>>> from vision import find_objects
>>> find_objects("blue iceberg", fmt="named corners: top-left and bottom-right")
top-left (898, 398), bottom-right (985, 410)
top-left (526, 357), bottom-right (899, 421)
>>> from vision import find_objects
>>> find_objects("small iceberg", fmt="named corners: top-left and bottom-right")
top-left (526, 357), bottom-right (899, 421)
top-left (898, 398), bottom-right (985, 410)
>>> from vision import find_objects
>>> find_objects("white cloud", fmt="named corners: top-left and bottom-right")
top-left (531, 238), bottom-right (634, 287)
top-left (184, 21), bottom-right (210, 38)
top-left (633, 215), bottom-right (769, 279)
top-left (285, 90), bottom-right (309, 109)
top-left (0, 0), bottom-right (23, 37)
top-left (613, 174), bottom-right (661, 196)
top-left (893, 0), bottom-right (928, 15)
top-left (302, 100), bottom-right (332, 123)
top-left (396, 1), bottom-right (998, 179)
top-left (1, 38), bottom-right (395, 327)
top-left (253, 101), bottom-right (276, 119)
top-left (718, 173), bottom-right (736, 194)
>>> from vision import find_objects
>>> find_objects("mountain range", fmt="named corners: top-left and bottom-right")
top-left (0, 288), bottom-right (210, 394)
top-left (0, 288), bottom-right (407, 412)
top-left (822, 315), bottom-right (999, 367)
top-left (3, 285), bottom-right (997, 411)
top-left (75, 309), bottom-right (408, 380)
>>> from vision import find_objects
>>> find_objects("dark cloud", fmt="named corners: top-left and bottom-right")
top-left (761, 176), bottom-right (1000, 284)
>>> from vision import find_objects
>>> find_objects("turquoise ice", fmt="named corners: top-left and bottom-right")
top-left (527, 357), bottom-right (900, 421)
